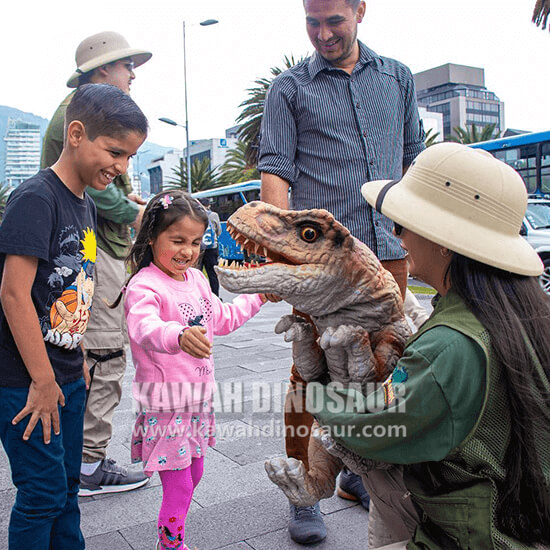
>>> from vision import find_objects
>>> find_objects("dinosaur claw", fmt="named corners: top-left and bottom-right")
top-left (265, 457), bottom-right (320, 507)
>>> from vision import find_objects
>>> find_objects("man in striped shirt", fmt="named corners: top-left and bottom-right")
top-left (258, 0), bottom-right (425, 544)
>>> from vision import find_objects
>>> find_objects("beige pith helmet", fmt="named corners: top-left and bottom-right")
top-left (361, 142), bottom-right (543, 276)
top-left (67, 31), bottom-right (152, 88)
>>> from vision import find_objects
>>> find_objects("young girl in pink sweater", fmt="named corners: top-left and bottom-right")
top-left (122, 190), bottom-right (267, 550)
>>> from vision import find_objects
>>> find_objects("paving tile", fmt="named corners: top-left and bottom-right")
top-left (211, 420), bottom-right (285, 467)
top-left (235, 357), bottom-right (290, 374)
top-left (192, 449), bottom-right (277, 506)
top-left (213, 542), bottom-right (255, 550)
top-left (245, 504), bottom-right (369, 550)
top-left (0, 488), bottom-right (15, 543)
top-left (215, 365), bottom-right (258, 381)
top-left (80, 481), bottom-right (204, 538)
top-left (119, 488), bottom-right (289, 550)
top-left (220, 340), bottom-right (271, 350)
top-left (85, 530), bottom-right (134, 549)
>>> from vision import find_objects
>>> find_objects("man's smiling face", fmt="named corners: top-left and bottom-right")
top-left (304, 0), bottom-right (365, 68)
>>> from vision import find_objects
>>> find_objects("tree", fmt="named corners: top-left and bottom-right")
top-left (0, 184), bottom-right (11, 222)
top-left (424, 127), bottom-right (441, 147)
top-left (236, 55), bottom-right (304, 166)
top-left (533, 0), bottom-right (549, 30)
top-left (218, 140), bottom-right (260, 185)
top-left (448, 124), bottom-right (499, 145)
top-left (165, 157), bottom-right (221, 193)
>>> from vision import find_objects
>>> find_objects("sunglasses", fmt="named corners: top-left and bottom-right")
top-left (394, 222), bottom-right (404, 236)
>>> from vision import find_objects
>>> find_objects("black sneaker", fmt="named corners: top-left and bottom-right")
top-left (79, 458), bottom-right (149, 497)
top-left (337, 467), bottom-right (370, 510)
top-left (288, 502), bottom-right (327, 544)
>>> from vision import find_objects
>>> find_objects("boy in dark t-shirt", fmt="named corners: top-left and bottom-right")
top-left (0, 84), bottom-right (147, 550)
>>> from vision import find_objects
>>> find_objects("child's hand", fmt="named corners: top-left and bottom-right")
top-left (260, 293), bottom-right (283, 303)
top-left (178, 326), bottom-right (212, 359)
top-left (12, 378), bottom-right (65, 444)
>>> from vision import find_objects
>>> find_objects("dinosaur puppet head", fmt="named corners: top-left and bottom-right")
top-left (215, 202), bottom-right (397, 317)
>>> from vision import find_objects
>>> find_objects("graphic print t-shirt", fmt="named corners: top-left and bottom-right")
top-left (0, 169), bottom-right (97, 386)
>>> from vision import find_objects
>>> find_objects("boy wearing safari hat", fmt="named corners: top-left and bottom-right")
top-left (41, 31), bottom-right (152, 496)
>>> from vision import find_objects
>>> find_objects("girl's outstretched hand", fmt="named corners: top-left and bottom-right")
top-left (178, 326), bottom-right (212, 359)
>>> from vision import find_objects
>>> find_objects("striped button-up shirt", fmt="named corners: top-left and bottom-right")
top-left (258, 42), bottom-right (425, 260)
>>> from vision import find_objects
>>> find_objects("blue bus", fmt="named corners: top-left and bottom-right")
top-left (193, 180), bottom-right (261, 261)
top-left (470, 130), bottom-right (550, 196)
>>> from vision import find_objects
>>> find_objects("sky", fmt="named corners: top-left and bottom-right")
top-left (1, 0), bottom-right (548, 149)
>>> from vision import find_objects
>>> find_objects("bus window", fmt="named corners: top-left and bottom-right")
top-left (542, 143), bottom-right (550, 195)
top-left (495, 148), bottom-right (518, 165)
top-left (495, 145), bottom-right (537, 194)
top-left (244, 188), bottom-right (261, 203)
top-left (215, 192), bottom-right (246, 221)
top-left (471, 131), bottom-right (550, 196)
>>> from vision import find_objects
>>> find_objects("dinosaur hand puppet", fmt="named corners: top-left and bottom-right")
top-left (215, 202), bottom-right (411, 507)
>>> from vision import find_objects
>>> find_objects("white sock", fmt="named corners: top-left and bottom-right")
top-left (81, 460), bottom-right (102, 475)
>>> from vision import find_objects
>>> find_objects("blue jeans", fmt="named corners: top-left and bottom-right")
top-left (0, 377), bottom-right (86, 550)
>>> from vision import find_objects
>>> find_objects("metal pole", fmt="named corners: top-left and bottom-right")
top-left (183, 20), bottom-right (192, 194)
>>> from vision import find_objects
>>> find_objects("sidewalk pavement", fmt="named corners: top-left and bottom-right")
top-left (0, 289), bottom-right (433, 550)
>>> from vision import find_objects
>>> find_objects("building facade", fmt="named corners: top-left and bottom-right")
top-left (418, 106), bottom-right (444, 142)
top-left (146, 137), bottom-right (237, 193)
top-left (414, 63), bottom-right (505, 140)
top-left (4, 119), bottom-right (41, 188)
top-left (147, 149), bottom-right (182, 195)
top-left (187, 137), bottom-right (237, 170)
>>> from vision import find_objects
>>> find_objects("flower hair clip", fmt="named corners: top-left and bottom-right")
top-left (159, 195), bottom-right (173, 209)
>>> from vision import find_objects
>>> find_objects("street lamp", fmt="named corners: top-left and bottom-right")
top-left (160, 18), bottom-right (218, 194)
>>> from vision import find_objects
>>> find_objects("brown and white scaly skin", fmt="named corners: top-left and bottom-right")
top-left (216, 202), bottom-right (410, 507)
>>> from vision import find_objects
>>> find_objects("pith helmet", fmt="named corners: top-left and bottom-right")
top-left (67, 31), bottom-right (152, 88)
top-left (361, 142), bottom-right (543, 276)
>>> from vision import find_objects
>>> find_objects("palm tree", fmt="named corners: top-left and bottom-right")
top-left (0, 184), bottom-right (11, 222)
top-left (165, 157), bottom-right (221, 193)
top-left (424, 128), bottom-right (441, 147)
top-left (236, 54), bottom-right (304, 166)
top-left (218, 140), bottom-right (260, 185)
top-left (448, 124), bottom-right (499, 145)
top-left (533, 0), bottom-right (549, 30)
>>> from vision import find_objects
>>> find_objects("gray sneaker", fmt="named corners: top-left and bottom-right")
top-left (79, 458), bottom-right (149, 497)
top-left (288, 502), bottom-right (327, 544)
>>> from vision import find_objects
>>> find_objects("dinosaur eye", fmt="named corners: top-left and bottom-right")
top-left (300, 226), bottom-right (318, 243)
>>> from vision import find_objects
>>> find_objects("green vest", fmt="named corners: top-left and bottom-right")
top-left (403, 292), bottom-right (550, 550)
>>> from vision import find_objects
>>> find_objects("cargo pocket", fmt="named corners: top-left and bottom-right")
top-left (410, 494), bottom-right (470, 549)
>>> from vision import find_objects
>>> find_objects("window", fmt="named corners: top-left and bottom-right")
top-left (542, 143), bottom-right (550, 194)
top-left (525, 202), bottom-right (550, 230)
top-left (211, 193), bottom-right (246, 222)
top-left (495, 146), bottom-right (537, 193)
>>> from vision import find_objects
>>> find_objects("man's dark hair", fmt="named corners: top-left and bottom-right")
top-left (65, 83), bottom-right (148, 141)
top-left (304, 0), bottom-right (361, 9)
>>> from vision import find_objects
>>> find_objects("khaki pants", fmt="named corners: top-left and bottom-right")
top-left (284, 259), bottom-right (408, 462)
top-left (82, 248), bottom-right (127, 463)
top-left (362, 467), bottom-right (419, 549)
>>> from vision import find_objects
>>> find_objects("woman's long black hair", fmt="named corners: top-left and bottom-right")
top-left (447, 254), bottom-right (550, 543)
top-left (110, 190), bottom-right (208, 307)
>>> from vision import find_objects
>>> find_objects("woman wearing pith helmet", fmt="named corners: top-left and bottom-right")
top-left (309, 143), bottom-right (550, 549)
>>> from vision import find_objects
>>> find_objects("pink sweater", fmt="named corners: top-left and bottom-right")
top-left (124, 263), bottom-right (263, 409)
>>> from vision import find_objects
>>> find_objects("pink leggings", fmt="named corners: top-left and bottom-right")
top-left (157, 458), bottom-right (204, 549)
